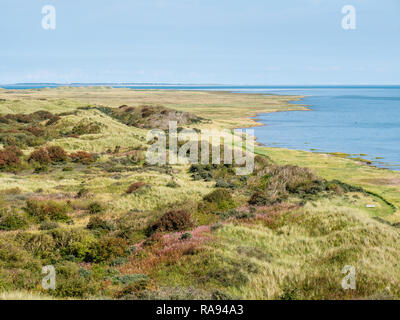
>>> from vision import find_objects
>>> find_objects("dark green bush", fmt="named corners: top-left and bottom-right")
top-left (87, 202), bottom-right (104, 214)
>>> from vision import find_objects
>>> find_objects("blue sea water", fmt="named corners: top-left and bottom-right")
top-left (2, 84), bottom-right (400, 170)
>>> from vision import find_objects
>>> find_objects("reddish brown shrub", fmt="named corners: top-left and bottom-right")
top-left (126, 182), bottom-right (147, 194)
top-left (5, 145), bottom-right (23, 157)
top-left (45, 115), bottom-right (61, 126)
top-left (0, 146), bottom-right (22, 169)
top-left (47, 146), bottom-right (68, 162)
top-left (25, 126), bottom-right (44, 137)
top-left (148, 210), bottom-right (193, 235)
top-left (69, 151), bottom-right (95, 164)
top-left (28, 148), bottom-right (51, 164)
top-left (5, 113), bottom-right (33, 123)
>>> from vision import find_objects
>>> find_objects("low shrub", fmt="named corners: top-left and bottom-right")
top-left (46, 146), bottom-right (68, 162)
top-left (115, 275), bottom-right (150, 298)
top-left (110, 257), bottom-right (129, 266)
top-left (86, 216), bottom-right (112, 231)
top-left (45, 115), bottom-right (61, 126)
top-left (39, 221), bottom-right (59, 230)
top-left (28, 148), bottom-right (51, 165)
top-left (25, 200), bottom-right (71, 222)
top-left (69, 151), bottom-right (95, 164)
top-left (52, 262), bottom-right (103, 298)
top-left (25, 126), bottom-right (44, 137)
top-left (248, 191), bottom-right (270, 206)
top-left (51, 229), bottom-right (95, 261)
top-left (203, 189), bottom-right (232, 204)
top-left (126, 182), bottom-right (147, 194)
top-left (71, 120), bottom-right (102, 135)
top-left (111, 274), bottom-right (148, 286)
top-left (87, 202), bottom-right (104, 214)
top-left (0, 146), bottom-right (22, 170)
top-left (0, 210), bottom-right (29, 230)
top-left (148, 210), bottom-right (194, 235)
top-left (85, 236), bottom-right (129, 263)
top-left (166, 180), bottom-right (180, 188)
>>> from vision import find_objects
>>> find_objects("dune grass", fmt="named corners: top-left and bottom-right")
top-left (0, 87), bottom-right (399, 300)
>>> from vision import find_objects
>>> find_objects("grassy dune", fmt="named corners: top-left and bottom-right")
top-left (0, 87), bottom-right (399, 300)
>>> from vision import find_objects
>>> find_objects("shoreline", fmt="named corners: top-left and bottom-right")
top-left (233, 91), bottom-right (398, 172)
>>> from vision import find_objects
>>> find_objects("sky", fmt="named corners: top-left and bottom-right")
top-left (0, 0), bottom-right (399, 85)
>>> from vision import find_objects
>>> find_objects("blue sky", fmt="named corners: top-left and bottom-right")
top-left (1, 0), bottom-right (399, 84)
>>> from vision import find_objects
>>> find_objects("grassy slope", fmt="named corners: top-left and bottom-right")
top-left (1, 87), bottom-right (399, 300)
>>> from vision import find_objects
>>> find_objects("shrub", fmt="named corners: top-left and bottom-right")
top-left (71, 120), bottom-right (102, 135)
top-left (0, 211), bottom-right (29, 230)
top-left (33, 163), bottom-right (48, 173)
top-left (51, 229), bottom-right (95, 261)
top-left (25, 200), bottom-right (71, 222)
top-left (52, 262), bottom-right (103, 298)
top-left (28, 148), bottom-right (51, 164)
top-left (109, 257), bottom-right (129, 267)
top-left (46, 115), bottom-right (61, 126)
top-left (126, 182), bottom-right (147, 194)
top-left (111, 273), bottom-right (148, 286)
top-left (203, 189), bottom-right (232, 204)
top-left (86, 236), bottom-right (129, 263)
top-left (69, 151), bottom-right (95, 164)
top-left (86, 216), bottom-right (112, 231)
top-left (215, 179), bottom-right (231, 188)
top-left (87, 202), bottom-right (104, 214)
top-left (39, 221), bottom-right (59, 230)
top-left (148, 210), bottom-right (193, 234)
top-left (25, 126), bottom-right (44, 137)
top-left (0, 146), bottom-right (22, 170)
top-left (166, 180), bottom-right (180, 188)
top-left (248, 191), bottom-right (270, 206)
top-left (46, 146), bottom-right (68, 162)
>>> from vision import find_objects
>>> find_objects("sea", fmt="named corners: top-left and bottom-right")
top-left (1, 84), bottom-right (399, 170)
